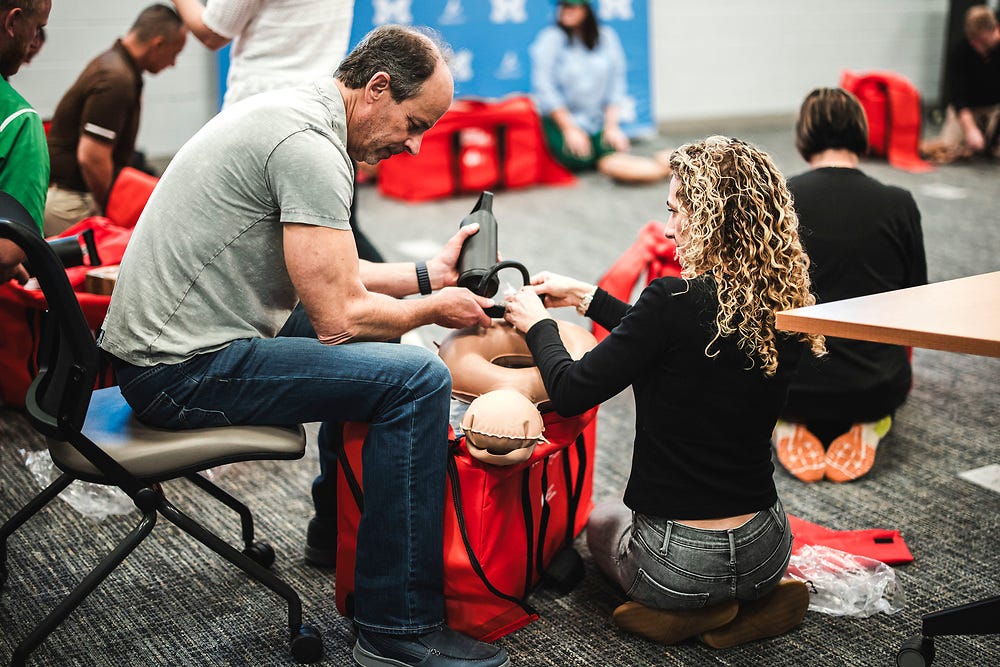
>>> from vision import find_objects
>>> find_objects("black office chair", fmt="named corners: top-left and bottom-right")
top-left (0, 217), bottom-right (323, 665)
top-left (896, 597), bottom-right (1000, 666)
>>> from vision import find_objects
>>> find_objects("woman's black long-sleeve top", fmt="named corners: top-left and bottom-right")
top-left (524, 275), bottom-right (804, 520)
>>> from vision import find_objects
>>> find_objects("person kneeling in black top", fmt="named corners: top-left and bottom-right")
top-left (773, 87), bottom-right (927, 484)
top-left (503, 136), bottom-right (826, 647)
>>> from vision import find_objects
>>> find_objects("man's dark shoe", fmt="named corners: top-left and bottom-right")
top-left (303, 516), bottom-right (337, 568)
top-left (353, 626), bottom-right (510, 667)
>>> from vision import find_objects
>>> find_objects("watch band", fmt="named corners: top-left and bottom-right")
top-left (576, 285), bottom-right (597, 316)
top-left (415, 261), bottom-right (432, 295)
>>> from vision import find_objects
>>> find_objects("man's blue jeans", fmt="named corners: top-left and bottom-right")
top-left (111, 315), bottom-right (450, 635)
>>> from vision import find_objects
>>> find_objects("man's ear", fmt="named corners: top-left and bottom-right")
top-left (365, 71), bottom-right (391, 103)
top-left (2, 9), bottom-right (20, 38)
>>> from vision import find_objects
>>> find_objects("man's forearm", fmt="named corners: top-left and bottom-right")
top-left (312, 290), bottom-right (437, 344)
top-left (359, 260), bottom-right (421, 298)
top-left (79, 160), bottom-right (113, 209)
top-left (172, 0), bottom-right (231, 50)
top-left (958, 108), bottom-right (980, 138)
top-left (360, 257), bottom-right (454, 298)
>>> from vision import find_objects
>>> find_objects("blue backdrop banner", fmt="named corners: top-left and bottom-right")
top-left (349, 0), bottom-right (653, 136)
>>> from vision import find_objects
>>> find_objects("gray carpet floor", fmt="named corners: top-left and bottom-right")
top-left (2, 120), bottom-right (998, 666)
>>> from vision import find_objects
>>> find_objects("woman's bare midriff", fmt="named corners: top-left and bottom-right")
top-left (675, 513), bottom-right (757, 530)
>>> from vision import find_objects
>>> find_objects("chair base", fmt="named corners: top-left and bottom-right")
top-left (1, 474), bottom-right (323, 665)
top-left (894, 596), bottom-right (1000, 667)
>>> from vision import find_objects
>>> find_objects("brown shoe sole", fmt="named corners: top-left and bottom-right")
top-left (612, 599), bottom-right (739, 645)
top-left (701, 580), bottom-right (810, 649)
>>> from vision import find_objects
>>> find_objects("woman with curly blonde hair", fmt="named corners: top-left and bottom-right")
top-left (504, 136), bottom-right (824, 649)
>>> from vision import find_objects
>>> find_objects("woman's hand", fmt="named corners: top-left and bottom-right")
top-left (603, 124), bottom-right (630, 153)
top-left (563, 125), bottom-right (593, 159)
top-left (504, 287), bottom-right (552, 333)
top-left (529, 271), bottom-right (595, 310)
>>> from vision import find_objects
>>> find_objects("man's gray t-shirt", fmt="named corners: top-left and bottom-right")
top-left (100, 78), bottom-right (354, 366)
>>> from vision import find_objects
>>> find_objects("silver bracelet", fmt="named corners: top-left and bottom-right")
top-left (576, 286), bottom-right (597, 316)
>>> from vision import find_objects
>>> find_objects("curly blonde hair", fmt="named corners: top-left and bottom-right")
top-left (668, 136), bottom-right (825, 375)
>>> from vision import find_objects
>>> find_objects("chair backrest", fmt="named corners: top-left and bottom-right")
top-left (0, 215), bottom-right (100, 438)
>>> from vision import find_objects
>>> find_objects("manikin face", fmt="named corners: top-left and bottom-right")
top-left (664, 176), bottom-right (690, 251)
top-left (349, 61), bottom-right (454, 165)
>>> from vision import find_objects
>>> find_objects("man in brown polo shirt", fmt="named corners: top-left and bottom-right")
top-left (44, 3), bottom-right (186, 235)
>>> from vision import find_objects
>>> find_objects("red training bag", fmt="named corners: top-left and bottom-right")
top-left (335, 407), bottom-right (597, 641)
top-left (377, 96), bottom-right (575, 202)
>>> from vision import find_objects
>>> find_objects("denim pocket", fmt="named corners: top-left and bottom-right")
top-left (136, 391), bottom-right (232, 429)
top-left (749, 524), bottom-right (793, 599)
top-left (752, 554), bottom-right (791, 599)
top-left (627, 567), bottom-right (711, 610)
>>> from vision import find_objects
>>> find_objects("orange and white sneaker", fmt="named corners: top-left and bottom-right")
top-left (825, 416), bottom-right (892, 483)
top-left (772, 421), bottom-right (826, 483)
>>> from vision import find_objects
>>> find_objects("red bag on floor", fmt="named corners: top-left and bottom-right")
top-left (105, 166), bottom-right (158, 228)
top-left (335, 407), bottom-right (598, 641)
top-left (0, 216), bottom-right (132, 407)
top-left (594, 220), bottom-right (682, 341)
top-left (377, 96), bottom-right (575, 202)
top-left (840, 70), bottom-right (933, 173)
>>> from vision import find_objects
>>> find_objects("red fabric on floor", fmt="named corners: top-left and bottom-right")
top-left (788, 514), bottom-right (914, 565)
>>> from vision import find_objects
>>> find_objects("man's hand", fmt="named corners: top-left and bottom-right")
top-left (426, 222), bottom-right (482, 289)
top-left (965, 125), bottom-right (986, 152)
top-left (429, 286), bottom-right (495, 329)
top-left (959, 108), bottom-right (986, 152)
top-left (504, 286), bottom-right (552, 334)
top-left (1, 240), bottom-right (29, 284)
top-left (1, 263), bottom-right (29, 284)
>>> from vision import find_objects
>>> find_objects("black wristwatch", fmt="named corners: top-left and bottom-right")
top-left (415, 261), bottom-right (432, 295)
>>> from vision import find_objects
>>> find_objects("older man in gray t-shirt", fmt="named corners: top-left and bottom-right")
top-left (100, 25), bottom-right (510, 667)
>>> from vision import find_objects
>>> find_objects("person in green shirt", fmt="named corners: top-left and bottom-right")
top-left (1, 0), bottom-right (51, 282)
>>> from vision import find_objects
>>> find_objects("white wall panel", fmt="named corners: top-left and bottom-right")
top-left (12, 0), bottom-right (951, 157)
top-left (651, 0), bottom-right (948, 122)
top-left (15, 0), bottom-right (218, 158)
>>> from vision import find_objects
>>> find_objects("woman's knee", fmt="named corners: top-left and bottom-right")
top-left (586, 501), bottom-right (632, 560)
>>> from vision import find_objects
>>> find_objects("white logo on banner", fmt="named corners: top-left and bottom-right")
top-left (451, 49), bottom-right (474, 82)
top-left (600, 0), bottom-right (634, 21)
top-left (490, 0), bottom-right (527, 24)
top-left (439, 0), bottom-right (465, 25)
top-left (495, 51), bottom-right (521, 80)
top-left (372, 0), bottom-right (413, 25)
top-left (619, 95), bottom-right (637, 124)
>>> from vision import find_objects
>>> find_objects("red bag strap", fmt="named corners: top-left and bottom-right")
top-left (447, 453), bottom-right (538, 616)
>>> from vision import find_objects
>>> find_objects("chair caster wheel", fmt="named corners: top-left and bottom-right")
top-left (897, 635), bottom-right (935, 667)
top-left (290, 624), bottom-right (323, 663)
top-left (243, 541), bottom-right (276, 568)
top-left (542, 547), bottom-right (585, 594)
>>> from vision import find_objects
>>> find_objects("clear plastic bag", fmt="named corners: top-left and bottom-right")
top-left (18, 448), bottom-right (133, 520)
top-left (786, 544), bottom-right (906, 617)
